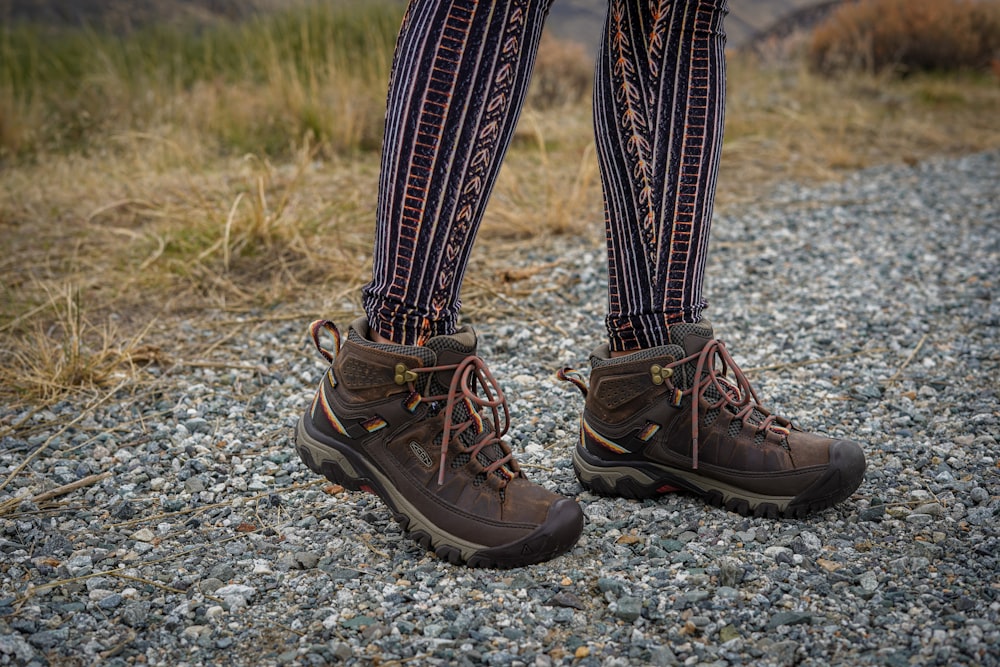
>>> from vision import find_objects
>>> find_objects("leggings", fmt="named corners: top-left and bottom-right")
top-left (363, 0), bottom-right (729, 352)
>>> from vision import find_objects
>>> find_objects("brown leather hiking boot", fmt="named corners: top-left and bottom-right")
top-left (560, 321), bottom-right (866, 518)
top-left (295, 317), bottom-right (584, 567)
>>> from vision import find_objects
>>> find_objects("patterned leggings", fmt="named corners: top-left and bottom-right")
top-left (363, 0), bottom-right (729, 352)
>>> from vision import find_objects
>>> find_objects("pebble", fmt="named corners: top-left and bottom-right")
top-left (615, 596), bottom-right (643, 622)
top-left (1, 152), bottom-right (998, 666)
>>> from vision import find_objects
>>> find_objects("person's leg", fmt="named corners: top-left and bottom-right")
top-left (296, 0), bottom-right (583, 568)
top-left (363, 0), bottom-right (554, 346)
top-left (594, 0), bottom-right (727, 352)
top-left (561, 0), bottom-right (865, 518)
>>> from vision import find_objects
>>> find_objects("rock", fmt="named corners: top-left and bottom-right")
top-left (615, 596), bottom-right (642, 622)
top-left (719, 559), bottom-right (745, 587)
top-left (597, 577), bottom-right (624, 595)
top-left (768, 611), bottom-right (812, 629)
top-left (293, 551), bottom-right (320, 570)
top-left (215, 584), bottom-right (256, 606)
top-left (120, 601), bottom-right (152, 628)
top-left (548, 591), bottom-right (585, 609)
top-left (132, 528), bottom-right (156, 542)
top-left (860, 504), bottom-right (886, 521)
top-left (0, 634), bottom-right (36, 662)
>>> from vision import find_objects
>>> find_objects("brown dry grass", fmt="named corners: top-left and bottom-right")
top-left (809, 0), bottom-right (1000, 75)
top-left (2, 51), bottom-right (999, 407)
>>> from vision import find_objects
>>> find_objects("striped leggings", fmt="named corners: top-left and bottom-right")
top-left (363, 0), bottom-right (729, 352)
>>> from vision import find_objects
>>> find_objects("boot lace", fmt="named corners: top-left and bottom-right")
top-left (670, 339), bottom-right (789, 469)
top-left (558, 339), bottom-right (791, 470)
top-left (404, 355), bottom-right (518, 487)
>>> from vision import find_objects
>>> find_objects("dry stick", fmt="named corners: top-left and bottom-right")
top-left (0, 404), bottom-right (46, 440)
top-left (108, 479), bottom-right (325, 529)
top-left (467, 279), bottom-right (570, 338)
top-left (107, 572), bottom-right (224, 603)
top-left (0, 302), bottom-right (50, 334)
top-left (99, 630), bottom-right (137, 660)
top-left (0, 471), bottom-right (114, 519)
top-left (31, 472), bottom-right (111, 505)
top-left (15, 531), bottom-right (249, 608)
top-left (0, 376), bottom-right (130, 493)
top-left (742, 347), bottom-right (890, 374)
top-left (884, 333), bottom-right (929, 386)
top-left (173, 360), bottom-right (267, 372)
top-left (85, 198), bottom-right (158, 224)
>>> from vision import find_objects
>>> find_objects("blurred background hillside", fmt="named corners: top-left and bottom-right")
top-left (1, 0), bottom-right (837, 48)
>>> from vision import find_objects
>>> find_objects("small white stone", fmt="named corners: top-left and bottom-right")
top-left (764, 546), bottom-right (792, 558)
top-left (132, 528), bottom-right (156, 542)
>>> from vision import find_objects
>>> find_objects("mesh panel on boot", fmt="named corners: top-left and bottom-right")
top-left (666, 322), bottom-right (714, 346)
top-left (590, 344), bottom-right (681, 368)
top-left (348, 326), bottom-right (436, 367)
top-left (704, 407), bottom-right (720, 426)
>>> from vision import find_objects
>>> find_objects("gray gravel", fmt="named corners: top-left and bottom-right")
top-left (2, 151), bottom-right (998, 666)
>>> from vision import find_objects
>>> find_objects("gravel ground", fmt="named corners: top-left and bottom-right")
top-left (2, 151), bottom-right (998, 666)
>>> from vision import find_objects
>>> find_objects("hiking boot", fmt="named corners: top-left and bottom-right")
top-left (559, 321), bottom-right (866, 518)
top-left (295, 317), bottom-right (584, 567)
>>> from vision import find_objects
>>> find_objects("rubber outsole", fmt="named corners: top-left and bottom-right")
top-left (295, 417), bottom-right (583, 568)
top-left (573, 439), bottom-right (865, 519)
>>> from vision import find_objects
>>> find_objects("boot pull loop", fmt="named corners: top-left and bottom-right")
top-left (556, 367), bottom-right (588, 398)
top-left (308, 320), bottom-right (342, 365)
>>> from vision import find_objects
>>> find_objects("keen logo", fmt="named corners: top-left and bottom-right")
top-left (409, 442), bottom-right (434, 468)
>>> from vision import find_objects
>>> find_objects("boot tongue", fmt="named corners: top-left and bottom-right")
top-left (666, 321), bottom-right (770, 427)
top-left (666, 321), bottom-right (715, 357)
top-left (347, 317), bottom-right (436, 367)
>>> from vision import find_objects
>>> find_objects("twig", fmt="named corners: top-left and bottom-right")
top-left (0, 302), bottom-right (50, 334)
top-left (465, 278), bottom-right (570, 338)
top-left (0, 377), bottom-right (130, 493)
top-left (359, 534), bottom-right (389, 559)
top-left (107, 572), bottom-right (224, 604)
top-left (743, 347), bottom-right (890, 374)
top-left (0, 472), bottom-right (114, 516)
top-left (172, 360), bottom-right (267, 372)
top-left (276, 623), bottom-right (306, 637)
top-left (108, 479), bottom-right (324, 528)
top-left (0, 405), bottom-right (45, 439)
top-left (883, 334), bottom-right (929, 386)
top-left (99, 629), bottom-right (137, 660)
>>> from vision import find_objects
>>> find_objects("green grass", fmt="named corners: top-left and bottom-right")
top-left (0, 1), bottom-right (403, 160)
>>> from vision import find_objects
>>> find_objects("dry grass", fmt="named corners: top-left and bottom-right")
top-left (2, 37), bottom-right (999, 407)
top-left (809, 0), bottom-right (1000, 75)
top-left (0, 285), bottom-right (165, 401)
